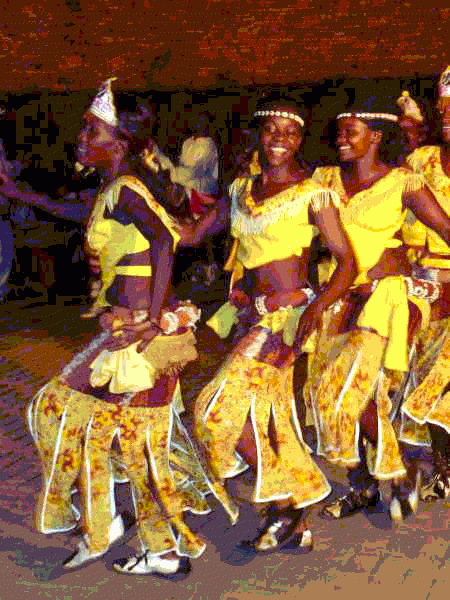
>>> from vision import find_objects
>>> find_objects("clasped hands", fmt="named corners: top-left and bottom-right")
top-left (229, 287), bottom-right (324, 350)
top-left (99, 310), bottom-right (161, 353)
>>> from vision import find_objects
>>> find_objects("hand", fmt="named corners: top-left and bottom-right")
top-left (367, 247), bottom-right (412, 280)
top-left (229, 288), bottom-right (251, 310)
top-left (265, 289), bottom-right (309, 312)
top-left (0, 173), bottom-right (21, 198)
top-left (98, 310), bottom-right (115, 331)
top-left (107, 320), bottom-right (160, 351)
top-left (294, 300), bottom-right (325, 352)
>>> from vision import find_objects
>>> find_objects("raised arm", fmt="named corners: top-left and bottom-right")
top-left (0, 172), bottom-right (89, 222)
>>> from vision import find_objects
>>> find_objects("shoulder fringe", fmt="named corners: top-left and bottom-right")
top-left (406, 146), bottom-right (437, 174)
top-left (231, 186), bottom-right (339, 237)
top-left (104, 175), bottom-right (180, 245)
top-left (402, 171), bottom-right (426, 194)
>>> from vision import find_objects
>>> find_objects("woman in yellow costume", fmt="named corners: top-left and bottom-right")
top-left (309, 87), bottom-right (450, 522)
top-left (400, 66), bottom-right (450, 502)
top-left (27, 80), bottom-right (233, 577)
top-left (194, 95), bottom-right (356, 560)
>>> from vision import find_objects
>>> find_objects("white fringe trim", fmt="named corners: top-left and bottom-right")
top-left (230, 185), bottom-right (338, 237)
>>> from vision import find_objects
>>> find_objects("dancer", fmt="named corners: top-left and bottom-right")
top-left (400, 66), bottom-right (450, 502)
top-left (309, 86), bottom-right (450, 522)
top-left (28, 79), bottom-right (232, 577)
top-left (194, 95), bottom-right (356, 559)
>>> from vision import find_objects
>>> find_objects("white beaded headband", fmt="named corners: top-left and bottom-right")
top-left (253, 109), bottom-right (304, 127)
top-left (336, 112), bottom-right (398, 123)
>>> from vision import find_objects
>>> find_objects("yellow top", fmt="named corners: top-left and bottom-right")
top-left (405, 146), bottom-right (450, 268)
top-left (313, 166), bottom-right (424, 285)
top-left (86, 175), bottom-right (180, 309)
top-left (225, 176), bottom-right (339, 283)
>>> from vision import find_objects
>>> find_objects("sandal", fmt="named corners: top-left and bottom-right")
top-left (252, 505), bottom-right (308, 553)
top-left (320, 485), bottom-right (380, 520)
top-left (113, 551), bottom-right (191, 580)
top-left (421, 470), bottom-right (450, 502)
top-left (390, 470), bottom-right (422, 524)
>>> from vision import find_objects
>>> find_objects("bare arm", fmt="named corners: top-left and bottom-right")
top-left (178, 196), bottom-right (229, 246)
top-left (405, 186), bottom-right (450, 247)
top-left (118, 187), bottom-right (175, 321)
top-left (0, 173), bottom-right (89, 222)
top-left (295, 203), bottom-right (357, 349)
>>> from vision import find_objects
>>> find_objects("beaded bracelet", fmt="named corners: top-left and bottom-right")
top-left (254, 295), bottom-right (268, 316)
top-left (405, 277), bottom-right (441, 303)
top-left (301, 287), bottom-right (316, 303)
top-left (163, 312), bottom-right (180, 335)
top-left (175, 304), bottom-right (202, 329)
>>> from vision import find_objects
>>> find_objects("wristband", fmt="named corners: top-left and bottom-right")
top-left (254, 295), bottom-right (268, 316)
top-left (405, 277), bottom-right (441, 303)
top-left (301, 287), bottom-right (316, 304)
top-left (162, 312), bottom-right (179, 335)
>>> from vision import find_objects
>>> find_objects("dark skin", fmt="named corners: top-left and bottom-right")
top-left (335, 116), bottom-right (450, 483)
top-left (76, 111), bottom-right (232, 562)
top-left (230, 113), bottom-right (356, 346)
top-left (229, 111), bottom-right (356, 522)
top-left (337, 117), bottom-right (450, 282)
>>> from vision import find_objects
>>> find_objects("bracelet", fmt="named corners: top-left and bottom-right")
top-left (163, 312), bottom-right (179, 335)
top-left (254, 295), bottom-right (268, 316)
top-left (301, 287), bottom-right (316, 304)
top-left (405, 277), bottom-right (441, 303)
top-left (175, 304), bottom-right (201, 329)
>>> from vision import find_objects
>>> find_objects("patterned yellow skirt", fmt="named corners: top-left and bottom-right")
top-left (308, 329), bottom-right (407, 480)
top-left (194, 343), bottom-right (331, 509)
top-left (27, 330), bottom-right (238, 558)
top-left (401, 317), bottom-right (450, 445)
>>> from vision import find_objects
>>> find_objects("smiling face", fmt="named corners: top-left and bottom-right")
top-left (259, 109), bottom-right (303, 168)
top-left (77, 112), bottom-right (120, 168)
top-left (335, 116), bottom-right (381, 161)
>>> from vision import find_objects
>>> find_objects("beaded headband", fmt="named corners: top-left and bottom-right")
top-left (336, 112), bottom-right (398, 123)
top-left (253, 110), bottom-right (304, 127)
top-left (88, 77), bottom-right (118, 127)
top-left (439, 66), bottom-right (450, 98)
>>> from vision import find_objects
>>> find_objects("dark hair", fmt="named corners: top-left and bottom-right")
top-left (251, 93), bottom-right (313, 175)
top-left (359, 117), bottom-right (405, 166)
top-left (115, 97), bottom-right (190, 220)
top-left (115, 95), bottom-right (157, 156)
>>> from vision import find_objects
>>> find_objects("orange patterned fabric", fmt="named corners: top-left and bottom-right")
top-left (308, 329), bottom-right (407, 480)
top-left (194, 346), bottom-right (331, 508)
top-left (29, 378), bottom-right (237, 557)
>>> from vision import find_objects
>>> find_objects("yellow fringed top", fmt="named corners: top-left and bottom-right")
top-left (313, 166), bottom-right (425, 284)
top-left (405, 146), bottom-right (450, 268)
top-left (86, 175), bottom-right (180, 309)
top-left (224, 177), bottom-right (339, 282)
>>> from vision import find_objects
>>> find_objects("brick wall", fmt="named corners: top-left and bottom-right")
top-left (0, 0), bottom-right (448, 92)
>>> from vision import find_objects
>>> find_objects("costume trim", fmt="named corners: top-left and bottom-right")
top-left (253, 110), bottom-right (304, 127)
top-left (229, 178), bottom-right (338, 237)
top-left (103, 175), bottom-right (180, 248)
top-left (337, 112), bottom-right (398, 123)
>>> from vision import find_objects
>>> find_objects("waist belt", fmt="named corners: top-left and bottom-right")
top-left (114, 265), bottom-right (152, 276)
